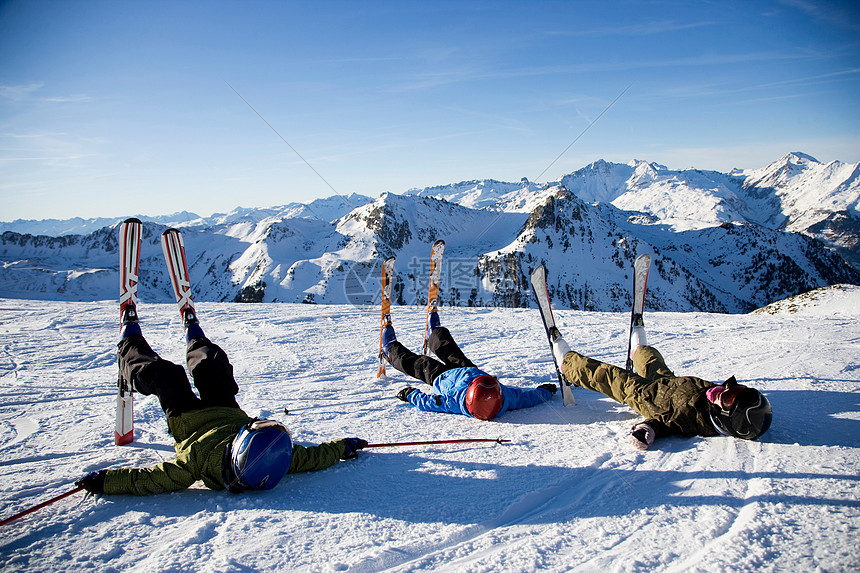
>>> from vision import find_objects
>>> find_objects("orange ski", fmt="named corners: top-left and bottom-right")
top-left (377, 257), bottom-right (396, 377)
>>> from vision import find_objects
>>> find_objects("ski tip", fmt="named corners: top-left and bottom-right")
top-left (162, 228), bottom-right (180, 237)
top-left (560, 381), bottom-right (576, 407)
top-left (376, 354), bottom-right (388, 379)
top-left (122, 217), bottom-right (142, 225)
top-left (433, 239), bottom-right (445, 246)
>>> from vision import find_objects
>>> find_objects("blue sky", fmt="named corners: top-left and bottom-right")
top-left (1, 0), bottom-right (858, 220)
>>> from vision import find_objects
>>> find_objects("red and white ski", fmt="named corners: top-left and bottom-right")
top-left (160, 228), bottom-right (198, 327)
top-left (422, 239), bottom-right (445, 355)
top-left (115, 218), bottom-right (141, 445)
top-left (377, 256), bottom-right (396, 378)
top-left (626, 254), bottom-right (652, 372)
top-left (530, 264), bottom-right (575, 406)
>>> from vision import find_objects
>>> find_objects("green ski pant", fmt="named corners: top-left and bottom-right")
top-left (560, 346), bottom-right (674, 418)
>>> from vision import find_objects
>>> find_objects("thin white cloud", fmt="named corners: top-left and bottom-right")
top-left (0, 129), bottom-right (102, 170)
top-left (544, 20), bottom-right (716, 37)
top-left (0, 84), bottom-right (92, 103)
top-left (754, 68), bottom-right (860, 89)
top-left (2, 131), bottom-right (69, 139)
top-left (0, 83), bottom-right (44, 101)
top-left (385, 49), bottom-right (821, 94)
top-left (650, 67), bottom-right (860, 101)
top-left (40, 94), bottom-right (93, 103)
top-left (779, 0), bottom-right (860, 32)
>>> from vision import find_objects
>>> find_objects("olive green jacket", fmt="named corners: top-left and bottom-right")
top-left (103, 407), bottom-right (347, 495)
top-left (561, 346), bottom-right (719, 439)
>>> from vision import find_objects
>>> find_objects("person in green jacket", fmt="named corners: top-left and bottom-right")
top-left (549, 321), bottom-right (772, 450)
top-left (76, 304), bottom-right (367, 495)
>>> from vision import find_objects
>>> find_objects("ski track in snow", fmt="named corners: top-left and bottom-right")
top-left (0, 299), bottom-right (858, 572)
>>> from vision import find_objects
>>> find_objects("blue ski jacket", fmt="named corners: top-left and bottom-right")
top-left (405, 366), bottom-right (551, 419)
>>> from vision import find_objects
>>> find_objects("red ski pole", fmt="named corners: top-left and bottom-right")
top-left (0, 486), bottom-right (85, 527)
top-left (365, 438), bottom-right (510, 448)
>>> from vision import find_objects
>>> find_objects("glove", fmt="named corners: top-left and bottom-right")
top-left (340, 438), bottom-right (368, 460)
top-left (629, 423), bottom-right (655, 451)
top-left (396, 387), bottom-right (417, 402)
top-left (75, 470), bottom-right (107, 494)
top-left (537, 383), bottom-right (557, 395)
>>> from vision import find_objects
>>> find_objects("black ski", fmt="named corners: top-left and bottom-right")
top-left (530, 264), bottom-right (575, 406)
top-left (626, 254), bottom-right (652, 372)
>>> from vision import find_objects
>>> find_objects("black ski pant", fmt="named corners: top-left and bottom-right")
top-left (387, 327), bottom-right (476, 386)
top-left (117, 335), bottom-right (240, 417)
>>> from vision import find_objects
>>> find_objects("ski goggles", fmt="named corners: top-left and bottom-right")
top-left (715, 376), bottom-right (746, 411)
top-left (245, 419), bottom-right (289, 433)
top-left (232, 420), bottom-right (290, 446)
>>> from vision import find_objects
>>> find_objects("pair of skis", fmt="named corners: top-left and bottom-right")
top-left (115, 219), bottom-right (198, 445)
top-left (376, 240), bottom-right (445, 378)
top-left (530, 253), bottom-right (651, 407)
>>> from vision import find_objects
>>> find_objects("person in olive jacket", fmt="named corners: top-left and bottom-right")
top-left (549, 321), bottom-right (772, 449)
top-left (76, 304), bottom-right (367, 495)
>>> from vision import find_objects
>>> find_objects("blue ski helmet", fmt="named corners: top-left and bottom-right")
top-left (224, 420), bottom-right (293, 493)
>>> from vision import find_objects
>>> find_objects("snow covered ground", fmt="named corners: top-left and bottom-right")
top-left (0, 297), bottom-right (858, 572)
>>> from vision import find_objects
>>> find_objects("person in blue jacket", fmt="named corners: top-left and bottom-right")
top-left (381, 310), bottom-right (556, 420)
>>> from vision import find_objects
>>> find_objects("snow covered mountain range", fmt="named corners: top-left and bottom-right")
top-left (1, 152), bottom-right (858, 312)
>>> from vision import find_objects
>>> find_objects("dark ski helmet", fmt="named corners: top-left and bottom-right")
top-left (223, 420), bottom-right (293, 493)
top-left (709, 378), bottom-right (772, 440)
top-left (465, 375), bottom-right (503, 420)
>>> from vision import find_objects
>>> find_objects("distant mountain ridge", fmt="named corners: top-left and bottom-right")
top-left (1, 153), bottom-right (858, 312)
top-left (0, 193), bottom-right (373, 236)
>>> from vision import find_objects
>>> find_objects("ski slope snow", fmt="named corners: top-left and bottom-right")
top-left (0, 296), bottom-right (858, 571)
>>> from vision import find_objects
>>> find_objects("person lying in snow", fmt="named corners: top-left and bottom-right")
top-left (549, 321), bottom-right (772, 449)
top-left (380, 309), bottom-right (556, 420)
top-left (76, 305), bottom-right (367, 496)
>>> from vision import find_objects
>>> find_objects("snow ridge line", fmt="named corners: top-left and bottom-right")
top-left (1, 344), bottom-right (21, 381)
top-left (347, 454), bottom-right (613, 573)
top-left (0, 451), bottom-right (99, 469)
top-left (663, 440), bottom-right (765, 573)
top-left (5, 417), bottom-right (38, 448)
top-left (0, 393), bottom-right (114, 408)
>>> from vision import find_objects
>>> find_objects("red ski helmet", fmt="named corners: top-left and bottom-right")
top-left (464, 375), bottom-right (503, 420)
